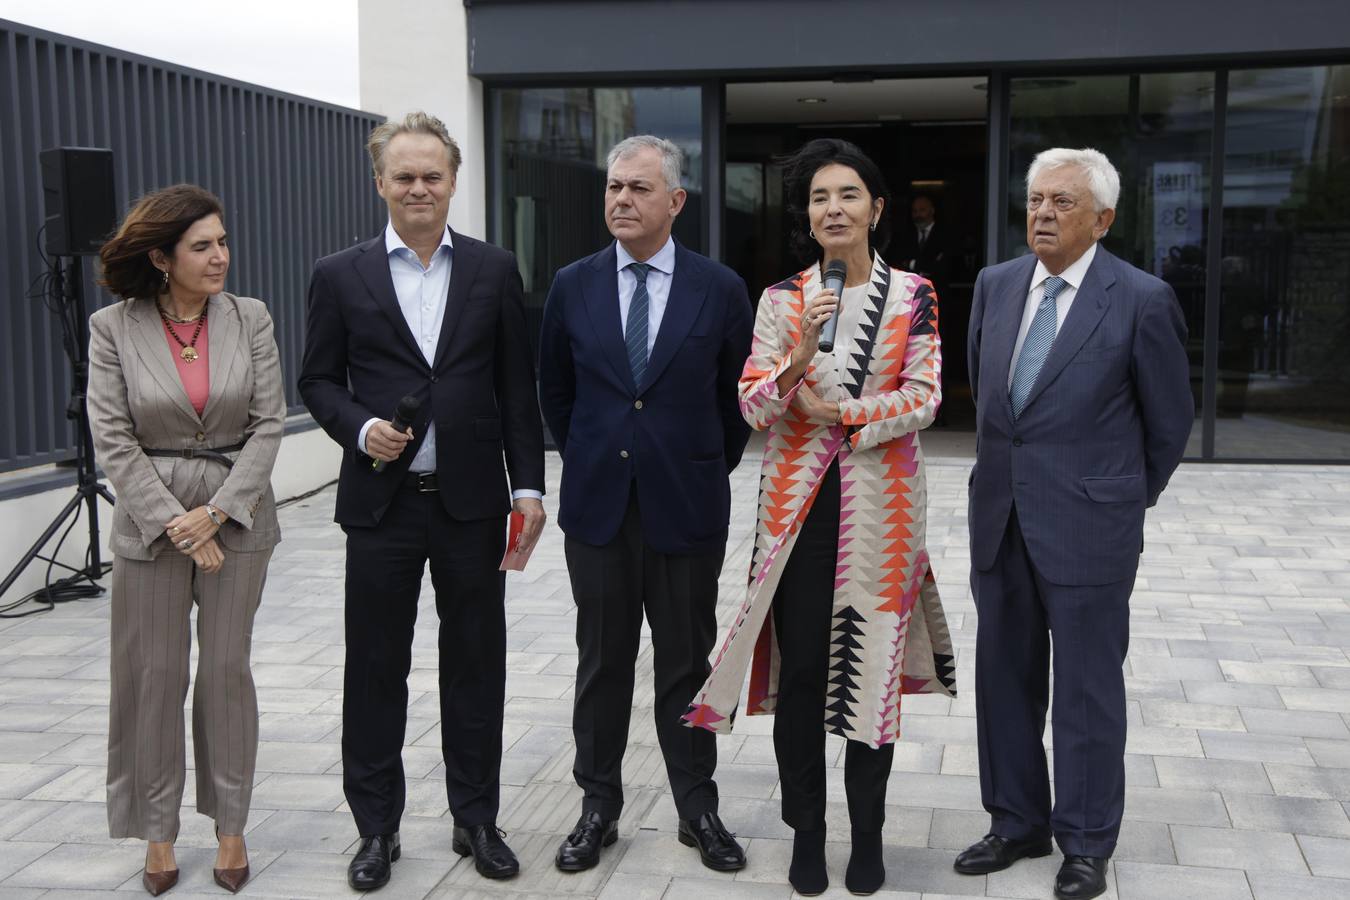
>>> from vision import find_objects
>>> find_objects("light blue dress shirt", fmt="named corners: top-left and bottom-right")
top-left (358, 222), bottom-right (541, 500)
top-left (1007, 241), bottom-right (1097, 390)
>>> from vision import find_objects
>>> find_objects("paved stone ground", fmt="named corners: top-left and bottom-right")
top-left (1, 440), bottom-right (1349, 899)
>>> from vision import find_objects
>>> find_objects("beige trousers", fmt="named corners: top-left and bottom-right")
top-left (106, 545), bottom-right (271, 841)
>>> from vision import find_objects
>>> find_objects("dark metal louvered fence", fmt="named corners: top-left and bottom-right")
top-left (0, 18), bottom-right (386, 474)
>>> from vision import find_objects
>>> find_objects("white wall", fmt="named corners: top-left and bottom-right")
top-left (358, 0), bottom-right (486, 238)
top-left (0, 422), bottom-right (340, 605)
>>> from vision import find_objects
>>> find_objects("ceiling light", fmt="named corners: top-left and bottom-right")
top-left (798, 97), bottom-right (827, 104)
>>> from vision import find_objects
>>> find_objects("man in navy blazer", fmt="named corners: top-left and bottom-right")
top-left (538, 135), bottom-right (752, 874)
top-left (299, 112), bottom-right (544, 889)
top-left (957, 149), bottom-right (1192, 900)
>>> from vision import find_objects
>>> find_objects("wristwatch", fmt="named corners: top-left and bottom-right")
top-left (206, 504), bottom-right (224, 526)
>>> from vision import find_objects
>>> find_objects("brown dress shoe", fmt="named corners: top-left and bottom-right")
top-left (141, 867), bottom-right (178, 896)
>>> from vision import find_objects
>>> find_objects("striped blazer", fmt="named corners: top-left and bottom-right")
top-left (87, 292), bottom-right (284, 561)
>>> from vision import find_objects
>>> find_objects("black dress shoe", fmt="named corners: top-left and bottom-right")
top-left (1055, 855), bottom-right (1108, 900)
top-left (348, 833), bottom-right (400, 891)
top-left (953, 833), bottom-right (1053, 875)
top-left (555, 811), bottom-right (618, 872)
top-left (677, 812), bottom-right (746, 872)
top-left (452, 823), bottom-right (520, 879)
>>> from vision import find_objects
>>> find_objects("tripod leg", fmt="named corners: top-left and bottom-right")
top-left (84, 487), bottom-right (108, 578)
top-left (0, 491), bottom-right (88, 600)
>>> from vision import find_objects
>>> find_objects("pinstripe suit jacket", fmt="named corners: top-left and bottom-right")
top-left (88, 292), bottom-right (285, 561)
top-left (966, 247), bottom-right (1193, 586)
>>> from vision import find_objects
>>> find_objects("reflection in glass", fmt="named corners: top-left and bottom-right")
top-left (492, 86), bottom-right (703, 359)
top-left (1219, 65), bottom-right (1350, 459)
top-left (1008, 73), bottom-right (1214, 454)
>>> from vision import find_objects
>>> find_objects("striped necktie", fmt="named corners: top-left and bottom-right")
top-left (1009, 275), bottom-right (1067, 419)
top-left (625, 262), bottom-right (651, 385)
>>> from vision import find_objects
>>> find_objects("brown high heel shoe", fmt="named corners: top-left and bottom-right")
top-left (141, 867), bottom-right (179, 896)
top-left (142, 841), bottom-right (178, 896)
top-left (213, 828), bottom-right (250, 893)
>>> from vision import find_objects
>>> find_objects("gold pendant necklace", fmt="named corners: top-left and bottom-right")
top-left (159, 303), bottom-right (207, 363)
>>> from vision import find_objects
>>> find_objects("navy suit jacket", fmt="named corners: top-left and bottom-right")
top-left (538, 240), bottom-right (753, 555)
top-left (967, 246), bottom-right (1193, 585)
top-left (298, 230), bottom-right (545, 528)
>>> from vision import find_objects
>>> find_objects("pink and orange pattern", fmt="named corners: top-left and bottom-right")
top-left (684, 255), bottom-right (956, 749)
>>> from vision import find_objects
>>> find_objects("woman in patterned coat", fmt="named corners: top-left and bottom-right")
top-left (683, 139), bottom-right (956, 896)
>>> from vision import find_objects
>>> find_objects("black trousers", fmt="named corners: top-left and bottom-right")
top-left (342, 483), bottom-right (507, 836)
top-left (565, 490), bottom-right (723, 821)
top-left (773, 460), bottom-right (894, 833)
top-left (972, 506), bottom-right (1133, 858)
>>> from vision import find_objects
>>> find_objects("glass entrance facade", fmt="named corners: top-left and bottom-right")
top-left (486, 61), bottom-right (1350, 462)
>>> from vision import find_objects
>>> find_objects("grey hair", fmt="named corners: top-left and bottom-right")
top-left (1026, 147), bottom-right (1121, 212)
top-left (606, 135), bottom-right (683, 191)
top-left (367, 111), bottom-right (462, 178)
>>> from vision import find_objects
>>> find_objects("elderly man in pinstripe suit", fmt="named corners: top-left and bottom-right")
top-left (959, 148), bottom-right (1193, 900)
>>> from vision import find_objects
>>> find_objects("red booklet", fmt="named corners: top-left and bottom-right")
top-left (499, 510), bottom-right (536, 571)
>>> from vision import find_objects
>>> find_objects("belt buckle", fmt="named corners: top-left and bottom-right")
top-left (416, 473), bottom-right (437, 493)
top-left (179, 448), bottom-right (196, 459)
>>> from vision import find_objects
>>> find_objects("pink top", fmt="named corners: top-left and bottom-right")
top-left (162, 316), bottom-right (210, 416)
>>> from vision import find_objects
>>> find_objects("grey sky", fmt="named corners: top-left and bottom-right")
top-left (0, 0), bottom-right (361, 109)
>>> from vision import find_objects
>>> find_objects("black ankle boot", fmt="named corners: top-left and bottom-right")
top-left (789, 828), bottom-right (828, 896)
top-left (846, 829), bottom-right (885, 895)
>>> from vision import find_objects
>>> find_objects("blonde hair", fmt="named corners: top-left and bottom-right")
top-left (367, 111), bottom-right (462, 178)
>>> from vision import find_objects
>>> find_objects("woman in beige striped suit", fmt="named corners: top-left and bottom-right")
top-left (88, 185), bottom-right (284, 896)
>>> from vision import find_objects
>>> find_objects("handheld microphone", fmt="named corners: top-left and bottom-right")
top-left (818, 259), bottom-right (847, 353)
top-left (371, 395), bottom-right (421, 472)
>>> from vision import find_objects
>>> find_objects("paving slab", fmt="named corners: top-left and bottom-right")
top-left (2, 454), bottom-right (1349, 898)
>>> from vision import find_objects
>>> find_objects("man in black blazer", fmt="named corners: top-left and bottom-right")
top-left (538, 135), bottom-right (752, 874)
top-left (299, 112), bottom-right (545, 890)
top-left (896, 194), bottom-right (952, 285)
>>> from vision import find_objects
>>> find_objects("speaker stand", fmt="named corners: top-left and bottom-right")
top-left (0, 256), bottom-right (116, 606)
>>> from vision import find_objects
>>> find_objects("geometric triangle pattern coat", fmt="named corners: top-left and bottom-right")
top-left (684, 254), bottom-right (957, 749)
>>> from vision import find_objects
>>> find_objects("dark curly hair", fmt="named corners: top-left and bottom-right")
top-left (98, 184), bottom-right (224, 301)
top-left (780, 138), bottom-right (892, 266)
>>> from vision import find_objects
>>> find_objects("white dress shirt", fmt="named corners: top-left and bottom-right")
top-left (359, 222), bottom-right (541, 500)
top-left (616, 236), bottom-right (676, 355)
top-left (1007, 241), bottom-right (1098, 390)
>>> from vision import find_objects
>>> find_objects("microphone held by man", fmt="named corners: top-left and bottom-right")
top-left (370, 395), bottom-right (421, 472)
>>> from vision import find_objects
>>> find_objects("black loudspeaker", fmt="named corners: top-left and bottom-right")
top-left (39, 147), bottom-right (117, 256)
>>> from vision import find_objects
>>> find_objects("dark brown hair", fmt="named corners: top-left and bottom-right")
top-left (98, 184), bottom-right (224, 301)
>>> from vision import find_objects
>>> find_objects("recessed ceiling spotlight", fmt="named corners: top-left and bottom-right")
top-left (798, 97), bottom-right (827, 104)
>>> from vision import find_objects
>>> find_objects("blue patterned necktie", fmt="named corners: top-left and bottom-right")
top-left (1009, 275), bottom-right (1068, 418)
top-left (626, 262), bottom-right (651, 385)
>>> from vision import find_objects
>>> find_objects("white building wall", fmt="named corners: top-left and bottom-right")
top-left (0, 422), bottom-right (341, 605)
top-left (358, 0), bottom-right (487, 238)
